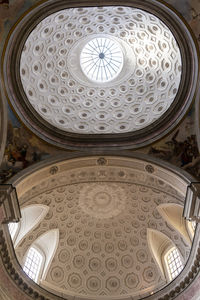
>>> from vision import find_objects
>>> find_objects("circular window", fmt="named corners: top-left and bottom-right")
top-left (80, 37), bottom-right (123, 82)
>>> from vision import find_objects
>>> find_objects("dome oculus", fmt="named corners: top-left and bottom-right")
top-left (4, 2), bottom-right (198, 149)
top-left (80, 37), bottom-right (123, 82)
top-left (19, 7), bottom-right (182, 135)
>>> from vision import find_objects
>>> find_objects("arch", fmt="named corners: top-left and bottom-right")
top-left (23, 229), bottom-right (59, 284)
top-left (15, 204), bottom-right (49, 248)
top-left (147, 229), bottom-right (184, 282)
top-left (157, 203), bottom-right (191, 245)
top-left (8, 152), bottom-right (195, 199)
top-left (186, 220), bottom-right (196, 240)
top-left (147, 229), bottom-right (173, 280)
top-left (33, 229), bottom-right (59, 281)
top-left (8, 222), bottom-right (20, 243)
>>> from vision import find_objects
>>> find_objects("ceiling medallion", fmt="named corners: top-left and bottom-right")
top-left (79, 183), bottom-right (126, 219)
top-left (80, 37), bottom-right (123, 83)
top-left (2, 1), bottom-right (199, 149)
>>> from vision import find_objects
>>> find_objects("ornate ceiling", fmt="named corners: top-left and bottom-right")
top-left (20, 7), bottom-right (181, 134)
top-left (3, 1), bottom-right (198, 149)
top-left (0, 0), bottom-right (200, 299)
top-left (15, 155), bottom-right (191, 299)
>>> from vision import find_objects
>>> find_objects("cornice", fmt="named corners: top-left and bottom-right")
top-left (0, 184), bottom-right (21, 223)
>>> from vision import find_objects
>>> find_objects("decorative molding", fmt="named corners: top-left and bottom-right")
top-left (0, 152), bottom-right (198, 299)
top-left (49, 166), bottom-right (58, 175)
top-left (0, 205), bottom-right (199, 300)
top-left (0, 185), bottom-right (62, 300)
top-left (194, 73), bottom-right (200, 155)
top-left (157, 225), bottom-right (200, 300)
top-left (19, 7), bottom-right (181, 135)
top-left (0, 228), bottom-right (64, 300)
top-left (145, 164), bottom-right (155, 174)
top-left (183, 183), bottom-right (200, 222)
top-left (2, 0), bottom-right (199, 149)
top-left (0, 78), bottom-right (8, 167)
top-left (16, 179), bottom-right (187, 298)
top-left (97, 157), bottom-right (107, 166)
top-left (0, 185), bottom-right (21, 223)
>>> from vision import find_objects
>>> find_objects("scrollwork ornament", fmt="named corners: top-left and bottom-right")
top-left (97, 157), bottom-right (107, 166)
top-left (145, 164), bottom-right (155, 174)
top-left (50, 166), bottom-right (58, 175)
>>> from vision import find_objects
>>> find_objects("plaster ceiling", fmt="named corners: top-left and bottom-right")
top-left (20, 6), bottom-right (182, 134)
top-left (16, 157), bottom-right (191, 299)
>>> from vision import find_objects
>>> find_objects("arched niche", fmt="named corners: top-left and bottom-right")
top-left (14, 204), bottom-right (49, 248)
top-left (22, 229), bottom-right (59, 283)
top-left (147, 229), bottom-right (173, 280)
top-left (157, 203), bottom-right (191, 245)
top-left (147, 229), bottom-right (184, 282)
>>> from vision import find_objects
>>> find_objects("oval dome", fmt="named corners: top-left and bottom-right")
top-left (2, 1), bottom-right (198, 149)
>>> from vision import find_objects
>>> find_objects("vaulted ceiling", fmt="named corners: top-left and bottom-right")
top-left (0, 1), bottom-right (200, 300)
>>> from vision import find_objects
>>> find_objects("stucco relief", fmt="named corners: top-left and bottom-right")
top-left (16, 164), bottom-right (190, 298)
top-left (0, 0), bottom-right (200, 299)
top-left (20, 7), bottom-right (181, 134)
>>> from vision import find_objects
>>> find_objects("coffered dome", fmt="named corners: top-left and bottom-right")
top-left (19, 6), bottom-right (182, 135)
top-left (2, 0), bottom-right (198, 149)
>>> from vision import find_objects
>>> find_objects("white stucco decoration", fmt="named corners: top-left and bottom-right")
top-left (34, 229), bottom-right (59, 280)
top-left (157, 203), bottom-right (191, 245)
top-left (13, 155), bottom-right (193, 299)
top-left (15, 204), bottom-right (49, 248)
top-left (147, 229), bottom-right (174, 279)
top-left (17, 176), bottom-right (189, 298)
top-left (20, 6), bottom-right (182, 134)
top-left (79, 183), bottom-right (126, 218)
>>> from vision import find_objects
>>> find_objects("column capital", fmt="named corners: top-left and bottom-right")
top-left (183, 182), bottom-right (200, 221)
top-left (0, 184), bottom-right (21, 223)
